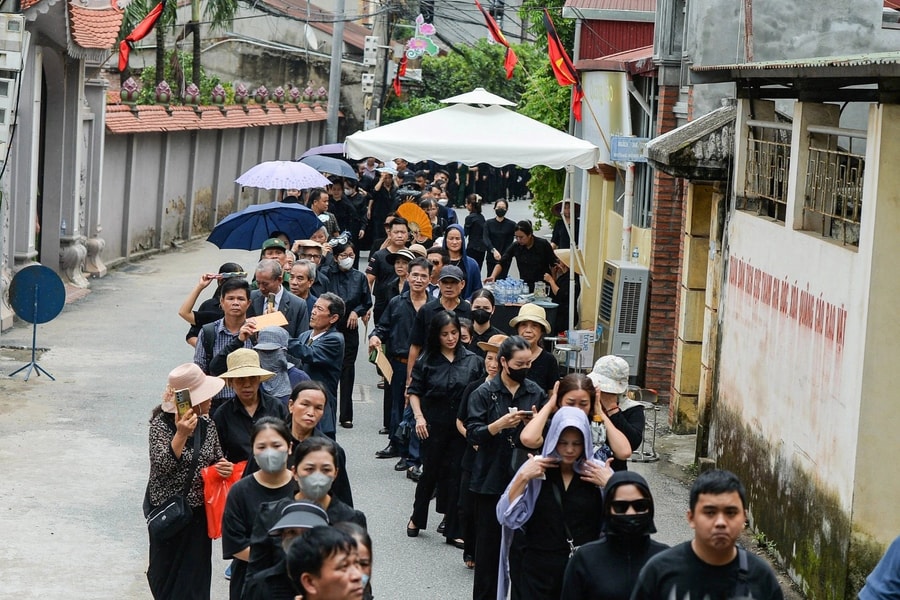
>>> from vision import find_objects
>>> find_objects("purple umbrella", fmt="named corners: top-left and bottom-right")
top-left (297, 143), bottom-right (346, 159)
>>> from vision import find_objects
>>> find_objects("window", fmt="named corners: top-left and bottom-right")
top-left (740, 118), bottom-right (792, 222)
top-left (803, 126), bottom-right (865, 247)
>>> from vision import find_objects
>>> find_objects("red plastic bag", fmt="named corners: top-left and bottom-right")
top-left (201, 460), bottom-right (246, 539)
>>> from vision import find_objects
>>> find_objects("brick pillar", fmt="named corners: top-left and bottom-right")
top-left (645, 85), bottom-right (683, 406)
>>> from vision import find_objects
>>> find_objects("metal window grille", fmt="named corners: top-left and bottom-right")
top-left (742, 120), bottom-right (792, 222)
top-left (803, 126), bottom-right (865, 247)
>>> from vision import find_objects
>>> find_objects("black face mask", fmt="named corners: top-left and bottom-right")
top-left (495, 208), bottom-right (507, 217)
top-left (472, 309), bottom-right (492, 325)
top-left (506, 366), bottom-right (529, 383)
top-left (606, 512), bottom-right (654, 537)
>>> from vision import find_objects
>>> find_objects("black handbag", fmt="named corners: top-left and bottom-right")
top-left (146, 422), bottom-right (204, 540)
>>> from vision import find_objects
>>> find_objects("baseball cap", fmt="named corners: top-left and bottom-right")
top-left (438, 265), bottom-right (465, 282)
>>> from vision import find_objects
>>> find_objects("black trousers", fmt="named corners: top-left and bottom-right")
top-left (338, 328), bottom-right (360, 423)
top-left (472, 493), bottom-right (502, 600)
top-left (411, 424), bottom-right (465, 539)
top-left (467, 247), bottom-right (486, 271)
top-left (147, 508), bottom-right (211, 600)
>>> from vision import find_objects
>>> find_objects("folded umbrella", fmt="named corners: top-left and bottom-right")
top-left (207, 202), bottom-right (323, 250)
top-left (235, 160), bottom-right (331, 190)
top-left (299, 155), bottom-right (359, 180)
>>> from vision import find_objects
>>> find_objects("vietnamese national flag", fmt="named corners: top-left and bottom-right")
top-left (393, 54), bottom-right (408, 97)
top-left (542, 9), bottom-right (583, 121)
top-left (118, 3), bottom-right (164, 72)
top-left (474, 0), bottom-right (518, 79)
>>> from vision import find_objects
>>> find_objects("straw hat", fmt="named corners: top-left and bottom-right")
top-left (162, 363), bottom-right (225, 413)
top-left (387, 248), bottom-right (417, 264)
top-left (408, 243), bottom-right (428, 258)
top-left (509, 303), bottom-right (551, 334)
top-left (554, 248), bottom-right (584, 276)
top-left (219, 348), bottom-right (275, 381)
top-left (477, 333), bottom-right (508, 354)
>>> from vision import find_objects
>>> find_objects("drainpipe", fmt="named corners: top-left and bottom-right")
top-left (622, 162), bottom-right (635, 261)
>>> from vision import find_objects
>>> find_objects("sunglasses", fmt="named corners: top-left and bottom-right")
top-left (609, 499), bottom-right (652, 514)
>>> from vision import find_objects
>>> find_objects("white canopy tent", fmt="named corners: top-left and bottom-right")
top-left (344, 103), bottom-right (599, 169)
top-left (344, 89), bottom-right (598, 337)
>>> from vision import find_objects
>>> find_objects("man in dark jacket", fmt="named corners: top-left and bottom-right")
top-left (287, 293), bottom-right (346, 438)
top-left (248, 259), bottom-right (309, 339)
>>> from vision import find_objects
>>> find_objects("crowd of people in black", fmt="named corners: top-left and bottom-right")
top-left (145, 158), bottom-right (787, 600)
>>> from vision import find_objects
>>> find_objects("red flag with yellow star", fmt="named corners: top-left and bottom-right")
top-left (474, 0), bottom-right (518, 79)
top-left (542, 9), bottom-right (583, 121)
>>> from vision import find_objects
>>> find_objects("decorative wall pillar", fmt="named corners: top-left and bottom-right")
top-left (83, 68), bottom-right (109, 277)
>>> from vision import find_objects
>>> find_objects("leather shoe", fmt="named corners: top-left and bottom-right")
top-left (394, 458), bottom-right (409, 471)
top-left (436, 519), bottom-right (446, 535)
top-left (406, 465), bottom-right (422, 482)
top-left (407, 519), bottom-right (420, 537)
top-left (378, 427), bottom-right (390, 435)
top-left (340, 421), bottom-right (353, 429)
top-left (375, 444), bottom-right (399, 459)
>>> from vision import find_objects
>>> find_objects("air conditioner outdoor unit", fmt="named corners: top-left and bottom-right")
top-left (597, 259), bottom-right (650, 380)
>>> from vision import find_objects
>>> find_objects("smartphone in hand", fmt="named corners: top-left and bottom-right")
top-left (175, 388), bottom-right (192, 418)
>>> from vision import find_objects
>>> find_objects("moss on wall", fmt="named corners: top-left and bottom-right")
top-left (714, 402), bottom-right (862, 599)
top-left (192, 188), bottom-right (213, 234)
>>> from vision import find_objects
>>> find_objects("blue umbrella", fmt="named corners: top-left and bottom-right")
top-left (207, 202), bottom-right (323, 250)
top-left (299, 154), bottom-right (359, 180)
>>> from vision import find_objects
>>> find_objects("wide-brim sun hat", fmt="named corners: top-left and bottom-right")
top-left (408, 243), bottom-right (428, 258)
top-left (477, 333), bottom-right (508, 354)
top-left (509, 303), bottom-right (551, 334)
top-left (551, 198), bottom-right (581, 217)
top-left (162, 363), bottom-right (225, 413)
top-left (219, 348), bottom-right (275, 381)
top-left (554, 248), bottom-right (584, 276)
top-left (587, 355), bottom-right (630, 394)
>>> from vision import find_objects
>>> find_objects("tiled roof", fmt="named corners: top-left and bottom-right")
top-left (255, 0), bottom-right (371, 50)
top-left (562, 0), bottom-right (655, 21)
top-left (69, 0), bottom-right (126, 50)
top-left (576, 45), bottom-right (655, 74)
top-left (21, 0), bottom-right (42, 9)
top-left (105, 104), bottom-right (329, 134)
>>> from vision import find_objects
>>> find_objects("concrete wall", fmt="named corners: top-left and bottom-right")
top-left (712, 100), bottom-right (899, 598)
top-left (687, 0), bottom-right (900, 116)
top-left (100, 120), bottom-right (325, 263)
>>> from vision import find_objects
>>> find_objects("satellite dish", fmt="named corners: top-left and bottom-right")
top-left (8, 264), bottom-right (65, 380)
top-left (304, 25), bottom-right (319, 49)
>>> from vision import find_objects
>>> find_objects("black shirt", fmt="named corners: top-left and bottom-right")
top-left (186, 295), bottom-right (223, 341)
top-left (484, 217), bottom-right (517, 255)
top-left (471, 325), bottom-right (504, 357)
top-left (371, 291), bottom-right (424, 358)
top-left (528, 349), bottom-right (562, 393)
top-left (561, 535), bottom-right (669, 600)
top-left (325, 267), bottom-right (372, 332)
top-left (407, 348), bottom-right (485, 426)
top-left (524, 469), bottom-right (604, 553)
top-left (499, 236), bottom-right (558, 290)
top-left (366, 247), bottom-right (398, 320)
top-left (213, 391), bottom-right (289, 463)
top-left (409, 297), bottom-right (472, 348)
top-left (465, 213), bottom-right (489, 252)
top-left (222, 475), bottom-right (296, 600)
top-left (466, 376), bottom-right (547, 495)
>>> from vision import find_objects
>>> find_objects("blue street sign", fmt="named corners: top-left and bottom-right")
top-left (610, 136), bottom-right (650, 163)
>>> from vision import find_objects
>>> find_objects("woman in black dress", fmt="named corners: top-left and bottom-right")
top-left (484, 199), bottom-right (517, 281)
top-left (407, 310), bottom-right (485, 546)
top-left (222, 418), bottom-right (296, 600)
top-left (146, 363), bottom-right (231, 600)
top-left (497, 407), bottom-right (611, 599)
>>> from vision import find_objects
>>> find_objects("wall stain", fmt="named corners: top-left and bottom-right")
top-left (192, 187), bottom-right (213, 234)
top-left (713, 403), bottom-right (882, 599)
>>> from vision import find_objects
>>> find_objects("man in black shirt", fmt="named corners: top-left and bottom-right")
top-left (405, 264), bottom-right (472, 385)
top-left (486, 220), bottom-right (557, 291)
top-left (631, 469), bottom-right (784, 600)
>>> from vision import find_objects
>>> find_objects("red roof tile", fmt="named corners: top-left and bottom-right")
top-left (21, 0), bottom-right (42, 9)
top-left (105, 104), bottom-right (329, 134)
top-left (576, 44), bottom-right (656, 74)
top-left (69, 1), bottom-right (126, 50)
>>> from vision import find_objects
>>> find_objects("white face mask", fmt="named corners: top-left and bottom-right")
top-left (338, 257), bottom-right (354, 270)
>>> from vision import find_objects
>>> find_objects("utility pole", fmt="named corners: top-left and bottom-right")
top-left (326, 0), bottom-right (345, 143)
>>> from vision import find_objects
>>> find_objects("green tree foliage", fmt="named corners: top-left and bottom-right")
top-left (137, 51), bottom-right (233, 105)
